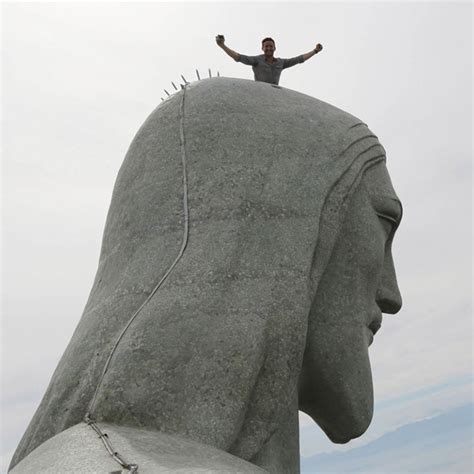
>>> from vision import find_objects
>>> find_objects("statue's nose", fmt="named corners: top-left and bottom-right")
top-left (376, 248), bottom-right (402, 315)
top-left (376, 287), bottom-right (402, 314)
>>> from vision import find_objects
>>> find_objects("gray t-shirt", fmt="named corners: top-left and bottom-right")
top-left (235, 54), bottom-right (305, 85)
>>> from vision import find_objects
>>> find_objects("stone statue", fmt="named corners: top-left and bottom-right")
top-left (10, 78), bottom-right (402, 473)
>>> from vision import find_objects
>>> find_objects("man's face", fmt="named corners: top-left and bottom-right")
top-left (299, 162), bottom-right (402, 443)
top-left (261, 40), bottom-right (275, 57)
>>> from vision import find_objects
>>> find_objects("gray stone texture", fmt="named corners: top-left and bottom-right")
top-left (10, 78), bottom-right (401, 473)
top-left (10, 422), bottom-right (267, 473)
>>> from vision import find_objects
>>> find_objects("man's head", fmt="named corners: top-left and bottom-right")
top-left (261, 37), bottom-right (276, 57)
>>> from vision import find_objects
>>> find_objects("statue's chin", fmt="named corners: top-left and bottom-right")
top-left (298, 335), bottom-right (375, 446)
top-left (320, 421), bottom-right (370, 444)
top-left (300, 397), bottom-right (373, 445)
top-left (313, 408), bottom-right (373, 445)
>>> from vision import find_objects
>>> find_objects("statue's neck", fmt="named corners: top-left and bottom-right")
top-left (249, 389), bottom-right (301, 473)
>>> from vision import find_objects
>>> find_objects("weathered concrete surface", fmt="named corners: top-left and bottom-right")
top-left (11, 423), bottom-right (267, 473)
top-left (298, 161), bottom-right (402, 443)
top-left (10, 77), bottom-right (402, 473)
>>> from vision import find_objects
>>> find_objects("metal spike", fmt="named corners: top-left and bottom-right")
top-left (180, 84), bottom-right (185, 90)
top-left (161, 97), bottom-right (164, 101)
top-left (164, 89), bottom-right (170, 96)
top-left (196, 69), bottom-right (201, 80)
top-left (208, 68), bottom-right (212, 78)
top-left (217, 71), bottom-right (220, 77)
top-left (171, 81), bottom-right (178, 90)
top-left (180, 74), bottom-right (189, 84)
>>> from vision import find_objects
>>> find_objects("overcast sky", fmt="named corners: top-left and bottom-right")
top-left (2, 1), bottom-right (472, 472)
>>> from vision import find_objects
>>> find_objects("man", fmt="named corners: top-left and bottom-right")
top-left (216, 35), bottom-right (323, 85)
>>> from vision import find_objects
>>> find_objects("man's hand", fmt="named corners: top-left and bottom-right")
top-left (216, 34), bottom-right (225, 47)
top-left (215, 35), bottom-right (240, 61)
top-left (303, 43), bottom-right (323, 61)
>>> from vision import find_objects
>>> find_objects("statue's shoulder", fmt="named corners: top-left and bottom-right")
top-left (10, 422), bottom-right (267, 473)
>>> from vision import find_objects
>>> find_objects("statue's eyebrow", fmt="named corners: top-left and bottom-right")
top-left (370, 195), bottom-right (403, 226)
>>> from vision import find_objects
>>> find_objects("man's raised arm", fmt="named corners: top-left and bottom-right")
top-left (215, 34), bottom-right (240, 61)
top-left (302, 43), bottom-right (323, 62)
top-left (282, 43), bottom-right (323, 70)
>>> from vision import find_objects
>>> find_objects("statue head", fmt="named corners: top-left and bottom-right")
top-left (10, 78), bottom-right (403, 473)
top-left (299, 161), bottom-right (402, 442)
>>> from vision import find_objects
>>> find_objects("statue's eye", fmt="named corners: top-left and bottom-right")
top-left (371, 196), bottom-right (402, 239)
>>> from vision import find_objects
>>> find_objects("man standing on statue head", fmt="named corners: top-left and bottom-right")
top-left (216, 34), bottom-right (323, 85)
